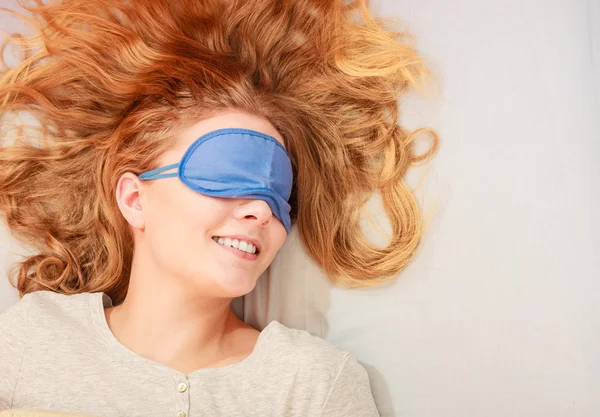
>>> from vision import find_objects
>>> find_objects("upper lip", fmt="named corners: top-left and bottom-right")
top-left (214, 234), bottom-right (262, 252)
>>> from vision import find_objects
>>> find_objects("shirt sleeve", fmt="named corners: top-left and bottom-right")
top-left (0, 293), bottom-right (32, 410)
top-left (319, 353), bottom-right (380, 417)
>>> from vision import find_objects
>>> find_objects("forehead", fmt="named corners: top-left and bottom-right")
top-left (175, 109), bottom-right (286, 152)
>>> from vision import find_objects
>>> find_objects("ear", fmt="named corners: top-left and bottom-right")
top-left (115, 172), bottom-right (146, 230)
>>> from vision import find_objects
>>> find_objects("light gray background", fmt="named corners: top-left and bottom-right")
top-left (1, 1), bottom-right (599, 416)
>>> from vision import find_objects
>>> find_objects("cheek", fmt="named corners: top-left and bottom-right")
top-left (145, 186), bottom-right (213, 269)
top-left (269, 223), bottom-right (288, 255)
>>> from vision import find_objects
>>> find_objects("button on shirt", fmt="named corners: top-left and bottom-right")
top-left (0, 291), bottom-right (380, 416)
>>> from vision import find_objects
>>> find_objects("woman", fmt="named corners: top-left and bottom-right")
top-left (0, 0), bottom-right (438, 415)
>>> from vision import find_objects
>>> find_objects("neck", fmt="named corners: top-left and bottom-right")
top-left (104, 260), bottom-right (257, 374)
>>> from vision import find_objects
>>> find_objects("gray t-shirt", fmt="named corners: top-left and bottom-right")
top-left (0, 290), bottom-right (379, 416)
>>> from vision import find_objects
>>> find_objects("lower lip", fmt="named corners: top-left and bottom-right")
top-left (213, 239), bottom-right (259, 261)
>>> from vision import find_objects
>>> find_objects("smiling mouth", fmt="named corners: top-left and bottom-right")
top-left (211, 236), bottom-right (261, 255)
top-left (212, 238), bottom-right (260, 261)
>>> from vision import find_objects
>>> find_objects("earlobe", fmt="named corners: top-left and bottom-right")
top-left (116, 173), bottom-right (145, 230)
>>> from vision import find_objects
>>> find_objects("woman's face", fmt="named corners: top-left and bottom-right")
top-left (118, 109), bottom-right (289, 299)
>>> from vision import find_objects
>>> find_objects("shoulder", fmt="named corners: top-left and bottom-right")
top-left (0, 290), bottom-right (100, 361)
top-left (262, 320), bottom-right (351, 373)
top-left (2, 289), bottom-right (92, 312)
top-left (0, 291), bottom-right (35, 343)
top-left (1, 289), bottom-right (93, 311)
top-left (1, 290), bottom-right (98, 336)
top-left (259, 321), bottom-right (379, 416)
top-left (0, 292), bottom-right (49, 408)
top-left (259, 321), bottom-right (371, 387)
top-left (0, 290), bottom-right (46, 333)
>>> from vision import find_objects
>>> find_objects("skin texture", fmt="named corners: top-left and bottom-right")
top-left (105, 108), bottom-right (288, 373)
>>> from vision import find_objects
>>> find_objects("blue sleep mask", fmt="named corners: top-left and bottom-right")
top-left (138, 127), bottom-right (293, 233)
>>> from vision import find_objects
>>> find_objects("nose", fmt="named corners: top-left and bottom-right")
top-left (233, 199), bottom-right (273, 228)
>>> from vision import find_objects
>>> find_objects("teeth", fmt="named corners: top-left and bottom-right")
top-left (213, 236), bottom-right (257, 254)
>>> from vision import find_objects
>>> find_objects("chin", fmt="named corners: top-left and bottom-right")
top-left (216, 274), bottom-right (259, 298)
